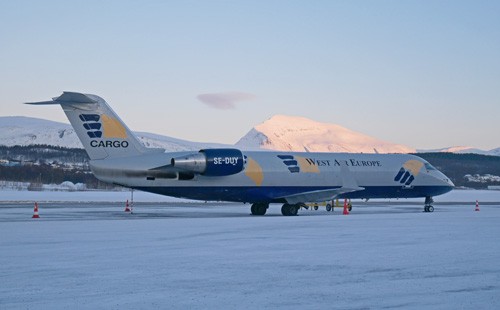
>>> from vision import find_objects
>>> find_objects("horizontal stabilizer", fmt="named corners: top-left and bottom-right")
top-left (25, 92), bottom-right (97, 105)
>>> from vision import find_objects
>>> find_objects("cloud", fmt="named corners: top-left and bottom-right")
top-left (197, 92), bottom-right (256, 110)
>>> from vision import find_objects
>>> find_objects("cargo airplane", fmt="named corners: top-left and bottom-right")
top-left (27, 92), bottom-right (454, 215)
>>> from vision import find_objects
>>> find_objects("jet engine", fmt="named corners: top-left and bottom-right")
top-left (171, 148), bottom-right (245, 176)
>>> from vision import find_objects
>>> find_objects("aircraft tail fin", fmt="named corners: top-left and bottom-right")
top-left (26, 92), bottom-right (160, 160)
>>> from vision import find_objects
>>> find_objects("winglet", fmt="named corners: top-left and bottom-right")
top-left (340, 162), bottom-right (359, 188)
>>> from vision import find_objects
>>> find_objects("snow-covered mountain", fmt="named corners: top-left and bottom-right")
top-left (1, 116), bottom-right (498, 156)
top-left (0, 116), bottom-right (83, 148)
top-left (135, 132), bottom-right (228, 151)
top-left (417, 146), bottom-right (500, 156)
top-left (0, 116), bottom-right (226, 151)
top-left (236, 115), bottom-right (415, 154)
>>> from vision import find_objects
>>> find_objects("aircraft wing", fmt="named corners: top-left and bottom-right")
top-left (278, 186), bottom-right (365, 204)
top-left (278, 162), bottom-right (364, 204)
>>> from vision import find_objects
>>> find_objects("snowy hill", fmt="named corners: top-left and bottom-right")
top-left (418, 146), bottom-right (500, 157)
top-left (236, 115), bottom-right (415, 154)
top-left (1, 116), bottom-right (498, 156)
top-left (0, 116), bottom-right (226, 151)
top-left (0, 116), bottom-right (82, 148)
top-left (135, 132), bottom-right (228, 151)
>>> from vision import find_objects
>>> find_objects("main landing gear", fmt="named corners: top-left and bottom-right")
top-left (424, 196), bottom-right (434, 213)
top-left (250, 203), bottom-right (268, 215)
top-left (281, 203), bottom-right (306, 216)
top-left (250, 203), bottom-right (305, 216)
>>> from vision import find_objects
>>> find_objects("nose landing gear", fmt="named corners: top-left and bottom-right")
top-left (424, 196), bottom-right (434, 212)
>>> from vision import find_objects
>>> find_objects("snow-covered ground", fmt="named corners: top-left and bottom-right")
top-left (1, 188), bottom-right (498, 203)
top-left (1, 191), bottom-right (500, 309)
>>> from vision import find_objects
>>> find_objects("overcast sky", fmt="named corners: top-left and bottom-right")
top-left (1, 0), bottom-right (499, 150)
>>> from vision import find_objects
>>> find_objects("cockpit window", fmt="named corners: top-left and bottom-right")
top-left (424, 163), bottom-right (436, 171)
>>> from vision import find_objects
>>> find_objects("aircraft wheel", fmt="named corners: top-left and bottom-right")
top-left (424, 205), bottom-right (435, 212)
top-left (281, 204), bottom-right (290, 216)
top-left (289, 204), bottom-right (299, 216)
top-left (326, 204), bottom-right (332, 212)
top-left (281, 204), bottom-right (299, 216)
top-left (251, 203), bottom-right (268, 215)
top-left (314, 205), bottom-right (319, 210)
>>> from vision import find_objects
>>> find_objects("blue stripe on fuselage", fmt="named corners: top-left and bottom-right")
top-left (133, 185), bottom-right (453, 203)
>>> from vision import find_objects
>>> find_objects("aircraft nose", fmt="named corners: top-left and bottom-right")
top-left (440, 173), bottom-right (454, 188)
top-left (445, 178), bottom-right (454, 187)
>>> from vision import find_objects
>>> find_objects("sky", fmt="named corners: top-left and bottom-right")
top-left (1, 0), bottom-right (499, 150)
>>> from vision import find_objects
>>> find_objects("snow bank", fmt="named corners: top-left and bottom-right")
top-left (0, 189), bottom-right (189, 203)
top-left (42, 181), bottom-right (87, 191)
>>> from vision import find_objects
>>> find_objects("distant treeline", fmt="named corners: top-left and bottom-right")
top-left (0, 145), bottom-right (111, 189)
top-left (0, 164), bottom-right (108, 188)
top-left (1, 145), bottom-right (499, 189)
top-left (414, 153), bottom-right (500, 188)
top-left (0, 144), bottom-right (88, 164)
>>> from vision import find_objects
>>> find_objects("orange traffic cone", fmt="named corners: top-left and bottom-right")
top-left (124, 200), bottom-right (131, 212)
top-left (475, 200), bottom-right (480, 212)
top-left (32, 202), bottom-right (40, 218)
top-left (343, 199), bottom-right (349, 215)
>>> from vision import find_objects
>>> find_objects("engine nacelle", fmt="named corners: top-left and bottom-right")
top-left (171, 148), bottom-right (244, 176)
